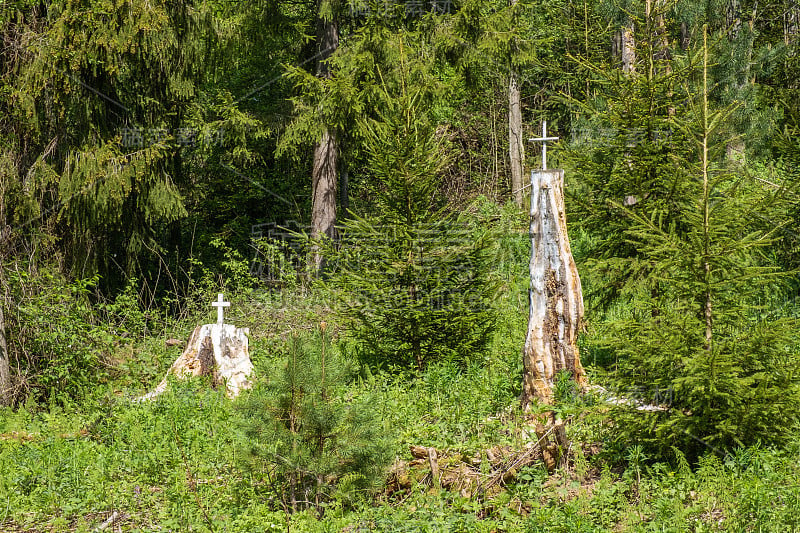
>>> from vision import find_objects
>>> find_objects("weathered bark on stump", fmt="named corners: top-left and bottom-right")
top-left (136, 324), bottom-right (254, 401)
top-left (521, 170), bottom-right (586, 408)
top-left (0, 302), bottom-right (10, 406)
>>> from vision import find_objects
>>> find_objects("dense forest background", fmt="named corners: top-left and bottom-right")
top-left (2, 0), bottom-right (800, 531)
top-left (2, 0), bottom-right (794, 299)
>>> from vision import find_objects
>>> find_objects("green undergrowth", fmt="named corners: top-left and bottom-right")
top-left (2, 377), bottom-right (799, 533)
top-left (2, 279), bottom-right (800, 531)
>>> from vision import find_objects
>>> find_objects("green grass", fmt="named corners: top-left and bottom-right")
top-left (2, 355), bottom-right (800, 531)
top-left (2, 261), bottom-right (800, 531)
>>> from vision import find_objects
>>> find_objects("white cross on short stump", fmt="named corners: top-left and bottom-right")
top-left (212, 293), bottom-right (230, 325)
top-left (135, 291), bottom-right (254, 401)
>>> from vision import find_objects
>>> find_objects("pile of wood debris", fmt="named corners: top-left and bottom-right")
top-left (387, 416), bottom-right (575, 499)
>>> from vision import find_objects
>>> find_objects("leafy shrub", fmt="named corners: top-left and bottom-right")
top-left (250, 236), bottom-right (309, 290)
top-left (175, 237), bottom-right (257, 322)
top-left (553, 370), bottom-right (580, 405)
top-left (100, 276), bottom-right (149, 338)
top-left (3, 268), bottom-right (114, 404)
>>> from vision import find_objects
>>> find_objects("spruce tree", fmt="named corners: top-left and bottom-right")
top-left (237, 326), bottom-right (389, 514)
top-left (563, 8), bottom-right (698, 309)
top-left (329, 89), bottom-right (497, 371)
top-left (2, 0), bottom-right (210, 287)
top-left (603, 29), bottom-right (800, 460)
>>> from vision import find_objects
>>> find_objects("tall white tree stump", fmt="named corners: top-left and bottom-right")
top-left (521, 169), bottom-right (586, 408)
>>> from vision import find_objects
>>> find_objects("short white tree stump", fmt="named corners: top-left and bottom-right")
top-left (136, 294), bottom-right (254, 401)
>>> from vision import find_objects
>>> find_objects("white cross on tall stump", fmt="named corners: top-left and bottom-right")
top-left (528, 120), bottom-right (559, 170)
top-left (212, 293), bottom-right (230, 325)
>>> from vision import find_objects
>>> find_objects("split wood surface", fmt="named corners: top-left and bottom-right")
top-left (522, 169), bottom-right (587, 407)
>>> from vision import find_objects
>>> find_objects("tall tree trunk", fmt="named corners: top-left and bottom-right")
top-left (652, 1), bottom-right (671, 63)
top-left (680, 21), bottom-right (690, 50)
top-left (340, 167), bottom-right (349, 214)
top-left (521, 170), bottom-right (586, 408)
top-left (724, 0), bottom-right (748, 161)
top-left (311, 128), bottom-right (338, 269)
top-left (508, 0), bottom-right (525, 208)
top-left (726, 0), bottom-right (741, 40)
top-left (650, 0), bottom-right (674, 115)
top-left (786, 1), bottom-right (799, 45)
top-left (509, 72), bottom-right (525, 207)
top-left (310, 5), bottom-right (339, 272)
top-left (622, 20), bottom-right (636, 74)
top-left (0, 299), bottom-right (10, 406)
top-left (0, 190), bottom-right (9, 405)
